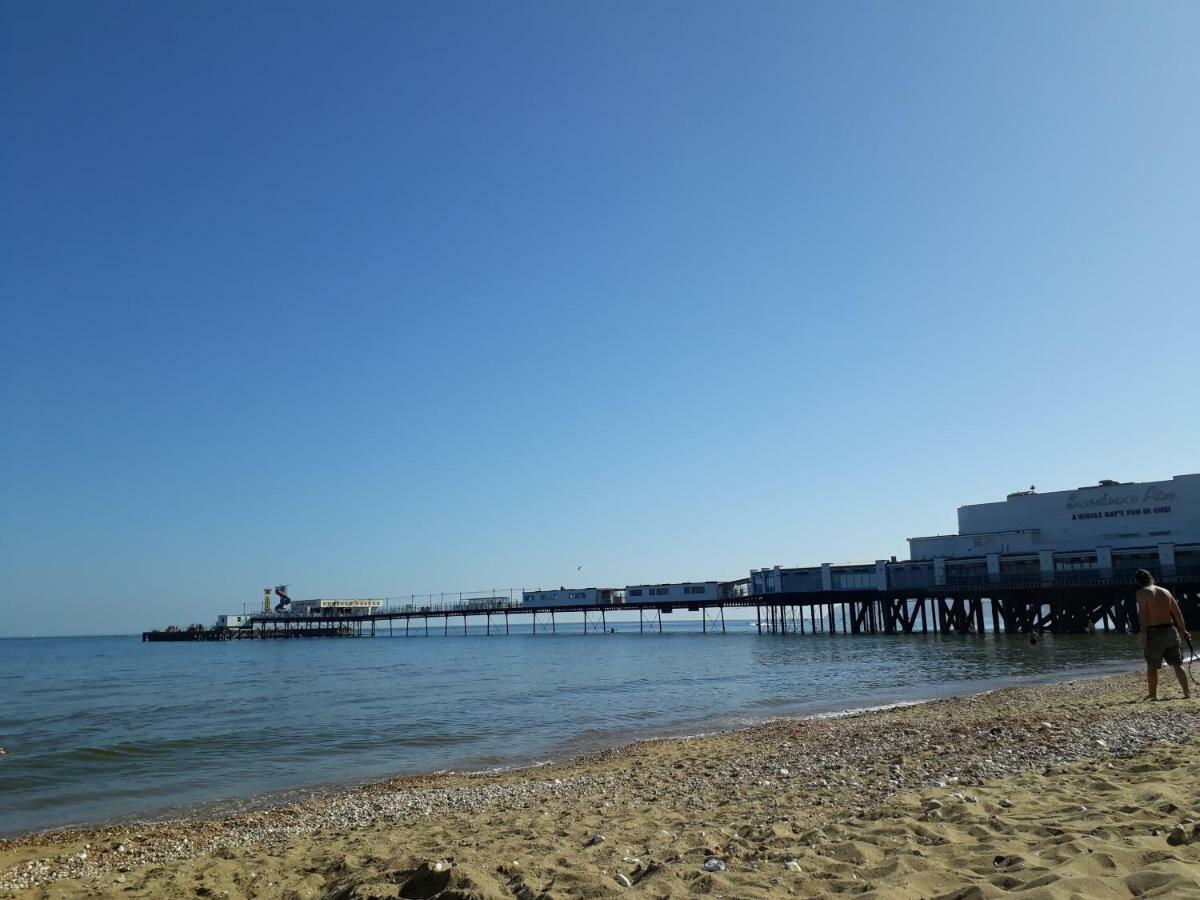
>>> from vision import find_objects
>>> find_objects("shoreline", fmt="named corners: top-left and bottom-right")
top-left (0, 656), bottom-right (1137, 843)
top-left (4, 667), bottom-right (1200, 897)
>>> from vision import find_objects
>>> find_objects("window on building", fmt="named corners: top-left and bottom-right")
top-left (650, 587), bottom-right (669, 595)
top-left (628, 589), bottom-right (643, 597)
top-left (1054, 557), bottom-right (1096, 572)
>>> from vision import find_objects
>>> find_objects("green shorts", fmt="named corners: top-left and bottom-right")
top-left (1145, 625), bottom-right (1183, 669)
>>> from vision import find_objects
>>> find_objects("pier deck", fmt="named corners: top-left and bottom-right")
top-left (143, 573), bottom-right (1200, 642)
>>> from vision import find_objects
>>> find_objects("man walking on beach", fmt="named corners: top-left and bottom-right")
top-left (1136, 569), bottom-right (1191, 701)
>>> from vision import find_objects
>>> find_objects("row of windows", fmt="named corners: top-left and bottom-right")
top-left (684, 586), bottom-right (707, 594)
top-left (833, 572), bottom-right (880, 589)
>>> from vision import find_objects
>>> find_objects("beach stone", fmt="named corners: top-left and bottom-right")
top-left (1000, 798), bottom-right (1013, 808)
top-left (615, 874), bottom-right (632, 888)
top-left (703, 858), bottom-right (726, 872)
top-left (1167, 826), bottom-right (1189, 846)
top-left (350, 884), bottom-right (401, 900)
top-left (785, 860), bottom-right (803, 872)
top-left (588, 833), bottom-right (605, 846)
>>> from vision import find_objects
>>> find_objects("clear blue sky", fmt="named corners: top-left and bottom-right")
top-left (2, 1), bottom-right (1198, 635)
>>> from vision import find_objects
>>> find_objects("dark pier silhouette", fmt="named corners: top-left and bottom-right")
top-left (143, 572), bottom-right (1200, 642)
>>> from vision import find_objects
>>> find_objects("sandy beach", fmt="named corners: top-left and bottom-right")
top-left (3, 669), bottom-right (1199, 899)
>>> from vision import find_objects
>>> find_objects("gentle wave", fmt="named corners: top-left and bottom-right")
top-left (0, 630), bottom-right (1142, 835)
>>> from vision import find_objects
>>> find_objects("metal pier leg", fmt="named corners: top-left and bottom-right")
top-left (841, 603), bottom-right (847, 634)
top-left (991, 597), bottom-right (1000, 634)
top-left (425, 616), bottom-right (429, 637)
top-left (444, 615), bottom-right (448, 636)
top-left (551, 610), bottom-right (556, 634)
top-left (702, 609), bottom-right (707, 633)
top-left (720, 605), bottom-right (725, 632)
top-left (463, 614), bottom-right (468, 636)
top-left (602, 608), bottom-right (607, 632)
top-left (756, 605), bottom-right (761, 633)
top-left (505, 611), bottom-right (510, 635)
top-left (486, 613), bottom-right (491, 636)
top-left (640, 608), bottom-right (644, 633)
top-left (828, 603), bottom-right (835, 634)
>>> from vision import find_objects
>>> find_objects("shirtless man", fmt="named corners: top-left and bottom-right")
top-left (1136, 569), bottom-right (1191, 700)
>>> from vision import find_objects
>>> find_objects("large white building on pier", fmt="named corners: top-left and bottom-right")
top-left (906, 474), bottom-right (1200, 584)
top-left (751, 474), bottom-right (1200, 593)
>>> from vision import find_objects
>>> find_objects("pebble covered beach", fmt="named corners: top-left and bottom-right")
top-left (2, 670), bottom-right (1199, 898)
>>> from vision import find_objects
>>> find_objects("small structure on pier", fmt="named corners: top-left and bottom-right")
top-left (290, 598), bottom-right (384, 616)
top-left (522, 588), bottom-right (621, 608)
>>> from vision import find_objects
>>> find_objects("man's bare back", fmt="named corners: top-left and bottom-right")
top-left (1137, 583), bottom-right (1186, 628)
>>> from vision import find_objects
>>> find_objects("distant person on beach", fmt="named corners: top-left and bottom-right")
top-left (1136, 569), bottom-right (1191, 701)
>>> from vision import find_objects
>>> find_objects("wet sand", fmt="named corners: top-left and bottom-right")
top-left (2, 669), bottom-right (1199, 898)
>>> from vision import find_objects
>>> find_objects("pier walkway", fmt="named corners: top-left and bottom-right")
top-left (144, 572), bottom-right (1200, 641)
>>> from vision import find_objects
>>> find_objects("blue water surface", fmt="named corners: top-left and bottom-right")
top-left (0, 623), bottom-right (1141, 835)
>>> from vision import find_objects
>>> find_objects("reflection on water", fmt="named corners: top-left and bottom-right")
top-left (0, 627), bottom-right (1138, 834)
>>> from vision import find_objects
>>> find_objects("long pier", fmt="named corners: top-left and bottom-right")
top-left (144, 573), bottom-right (1200, 641)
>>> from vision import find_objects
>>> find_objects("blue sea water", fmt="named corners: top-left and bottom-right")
top-left (0, 624), bottom-right (1141, 835)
